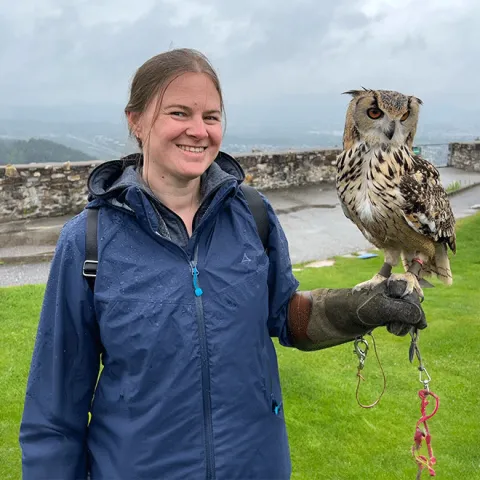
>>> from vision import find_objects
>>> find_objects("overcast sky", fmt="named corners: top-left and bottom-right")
top-left (1, 0), bottom-right (479, 125)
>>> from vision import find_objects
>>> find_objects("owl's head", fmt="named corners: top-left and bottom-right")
top-left (342, 88), bottom-right (422, 151)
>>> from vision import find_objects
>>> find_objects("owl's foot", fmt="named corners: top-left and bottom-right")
top-left (352, 274), bottom-right (387, 293)
top-left (387, 272), bottom-right (424, 300)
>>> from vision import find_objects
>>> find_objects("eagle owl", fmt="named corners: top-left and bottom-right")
top-left (336, 89), bottom-right (456, 298)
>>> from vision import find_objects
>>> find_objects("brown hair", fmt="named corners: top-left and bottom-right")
top-left (125, 48), bottom-right (225, 151)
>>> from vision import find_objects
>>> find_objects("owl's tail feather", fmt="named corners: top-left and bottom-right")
top-left (432, 243), bottom-right (453, 285)
top-left (401, 244), bottom-right (453, 286)
top-left (419, 278), bottom-right (435, 289)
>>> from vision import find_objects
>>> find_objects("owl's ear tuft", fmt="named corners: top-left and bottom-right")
top-left (412, 96), bottom-right (423, 105)
top-left (342, 88), bottom-right (370, 97)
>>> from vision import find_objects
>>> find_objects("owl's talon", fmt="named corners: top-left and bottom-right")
top-left (353, 274), bottom-right (387, 293)
top-left (387, 272), bottom-right (424, 299)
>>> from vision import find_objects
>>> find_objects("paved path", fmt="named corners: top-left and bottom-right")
top-left (1, 168), bottom-right (479, 287)
top-left (273, 183), bottom-right (479, 265)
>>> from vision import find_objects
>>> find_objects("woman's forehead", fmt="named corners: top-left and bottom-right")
top-left (162, 72), bottom-right (221, 107)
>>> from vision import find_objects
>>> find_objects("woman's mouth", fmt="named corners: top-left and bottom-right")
top-left (177, 145), bottom-right (207, 153)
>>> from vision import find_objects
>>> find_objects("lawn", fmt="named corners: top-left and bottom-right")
top-left (1, 213), bottom-right (479, 479)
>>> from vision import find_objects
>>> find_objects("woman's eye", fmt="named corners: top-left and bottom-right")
top-left (205, 115), bottom-right (220, 122)
top-left (171, 111), bottom-right (186, 117)
top-left (367, 108), bottom-right (383, 119)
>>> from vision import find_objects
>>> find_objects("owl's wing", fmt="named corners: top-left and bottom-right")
top-left (399, 154), bottom-right (456, 253)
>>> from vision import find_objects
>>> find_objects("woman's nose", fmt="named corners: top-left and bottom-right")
top-left (186, 116), bottom-right (208, 139)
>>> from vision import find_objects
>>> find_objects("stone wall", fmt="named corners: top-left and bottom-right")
top-left (0, 149), bottom-right (341, 222)
top-left (0, 161), bottom-right (96, 223)
top-left (241, 149), bottom-right (340, 189)
top-left (448, 141), bottom-right (480, 171)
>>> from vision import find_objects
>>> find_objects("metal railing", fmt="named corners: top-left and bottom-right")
top-left (412, 143), bottom-right (450, 167)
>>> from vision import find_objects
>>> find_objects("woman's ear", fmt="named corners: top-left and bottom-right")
top-left (127, 111), bottom-right (143, 141)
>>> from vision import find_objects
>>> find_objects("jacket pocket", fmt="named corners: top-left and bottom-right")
top-left (261, 345), bottom-right (282, 416)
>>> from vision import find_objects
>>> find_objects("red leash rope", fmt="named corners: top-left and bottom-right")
top-left (412, 389), bottom-right (440, 477)
top-left (410, 328), bottom-right (440, 478)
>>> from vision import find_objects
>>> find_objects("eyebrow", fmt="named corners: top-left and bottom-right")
top-left (163, 104), bottom-right (222, 115)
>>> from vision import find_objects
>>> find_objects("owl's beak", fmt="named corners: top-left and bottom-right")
top-left (384, 121), bottom-right (396, 140)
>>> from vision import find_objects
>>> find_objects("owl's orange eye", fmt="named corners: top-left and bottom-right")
top-left (401, 110), bottom-right (410, 121)
top-left (367, 108), bottom-right (383, 119)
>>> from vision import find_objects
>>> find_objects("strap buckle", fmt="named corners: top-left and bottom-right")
top-left (354, 336), bottom-right (369, 370)
top-left (83, 260), bottom-right (98, 278)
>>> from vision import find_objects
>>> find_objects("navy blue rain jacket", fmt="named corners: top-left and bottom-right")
top-left (20, 152), bottom-right (299, 479)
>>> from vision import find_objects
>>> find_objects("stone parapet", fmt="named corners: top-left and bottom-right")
top-left (0, 161), bottom-right (97, 223)
top-left (448, 141), bottom-right (480, 171)
top-left (0, 149), bottom-right (341, 222)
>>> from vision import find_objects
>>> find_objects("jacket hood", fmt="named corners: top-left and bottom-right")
top-left (87, 151), bottom-right (245, 202)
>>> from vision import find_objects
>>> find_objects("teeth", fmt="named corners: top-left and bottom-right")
top-left (178, 145), bottom-right (206, 153)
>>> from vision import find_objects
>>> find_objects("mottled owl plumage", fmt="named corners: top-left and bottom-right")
top-left (336, 88), bottom-right (456, 295)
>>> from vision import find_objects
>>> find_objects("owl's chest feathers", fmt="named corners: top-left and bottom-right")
top-left (337, 145), bottom-right (409, 227)
top-left (353, 153), bottom-right (381, 225)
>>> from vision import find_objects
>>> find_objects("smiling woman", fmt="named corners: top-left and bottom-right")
top-left (132, 73), bottom-right (222, 179)
top-left (123, 50), bottom-right (225, 234)
top-left (19, 48), bottom-right (427, 480)
top-left (129, 72), bottom-right (223, 233)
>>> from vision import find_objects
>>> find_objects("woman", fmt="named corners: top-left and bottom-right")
top-left (20, 48), bottom-right (426, 479)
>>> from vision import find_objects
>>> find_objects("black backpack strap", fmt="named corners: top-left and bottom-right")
top-left (83, 207), bottom-right (99, 292)
top-left (240, 185), bottom-right (269, 250)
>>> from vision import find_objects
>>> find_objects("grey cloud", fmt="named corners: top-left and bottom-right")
top-left (1, 0), bottom-right (364, 105)
top-left (390, 35), bottom-right (428, 54)
top-left (0, 0), bottom-right (479, 127)
top-left (334, 11), bottom-right (372, 29)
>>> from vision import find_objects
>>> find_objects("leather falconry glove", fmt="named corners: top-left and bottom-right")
top-left (287, 279), bottom-right (427, 351)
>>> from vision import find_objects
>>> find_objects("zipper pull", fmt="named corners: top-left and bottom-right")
top-left (272, 397), bottom-right (282, 415)
top-left (191, 262), bottom-right (203, 297)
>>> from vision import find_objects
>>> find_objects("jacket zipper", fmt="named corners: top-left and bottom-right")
top-left (190, 244), bottom-right (215, 480)
top-left (148, 183), bottom-right (235, 479)
top-left (152, 232), bottom-right (215, 479)
top-left (263, 348), bottom-right (282, 416)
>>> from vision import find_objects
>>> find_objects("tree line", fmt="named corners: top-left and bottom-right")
top-left (0, 138), bottom-right (94, 165)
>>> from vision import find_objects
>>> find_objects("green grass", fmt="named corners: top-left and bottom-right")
top-left (446, 180), bottom-right (462, 194)
top-left (2, 215), bottom-right (480, 479)
top-left (0, 285), bottom-right (45, 479)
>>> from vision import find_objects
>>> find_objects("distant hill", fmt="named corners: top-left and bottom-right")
top-left (0, 138), bottom-right (95, 165)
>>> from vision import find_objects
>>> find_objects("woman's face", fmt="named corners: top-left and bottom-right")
top-left (133, 72), bottom-right (223, 183)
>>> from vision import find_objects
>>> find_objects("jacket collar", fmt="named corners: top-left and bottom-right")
top-left (86, 151), bottom-right (245, 243)
top-left (88, 151), bottom-right (244, 203)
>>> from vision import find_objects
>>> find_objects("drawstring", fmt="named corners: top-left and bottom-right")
top-left (354, 333), bottom-right (387, 408)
